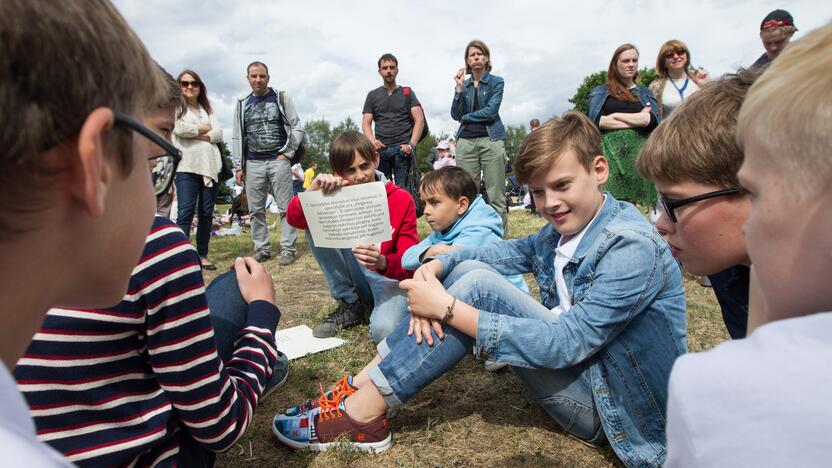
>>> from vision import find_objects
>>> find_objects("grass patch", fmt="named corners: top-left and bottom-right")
top-left (202, 209), bottom-right (726, 467)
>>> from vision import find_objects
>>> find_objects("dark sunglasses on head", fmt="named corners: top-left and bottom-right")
top-left (179, 80), bottom-right (200, 88)
top-left (112, 111), bottom-right (182, 198)
top-left (659, 188), bottom-right (743, 223)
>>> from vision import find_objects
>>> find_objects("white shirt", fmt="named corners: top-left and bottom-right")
top-left (551, 196), bottom-right (606, 316)
top-left (291, 163), bottom-right (304, 181)
top-left (0, 364), bottom-right (70, 466)
top-left (659, 76), bottom-right (701, 117)
top-left (665, 312), bottom-right (832, 467)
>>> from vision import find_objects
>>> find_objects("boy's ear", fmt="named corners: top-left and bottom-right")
top-left (373, 151), bottom-right (380, 169)
top-left (457, 196), bottom-right (470, 215)
top-left (71, 107), bottom-right (116, 219)
top-left (592, 155), bottom-right (609, 185)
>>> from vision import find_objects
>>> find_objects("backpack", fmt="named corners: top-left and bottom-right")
top-left (278, 91), bottom-right (308, 165)
top-left (403, 87), bottom-right (429, 142)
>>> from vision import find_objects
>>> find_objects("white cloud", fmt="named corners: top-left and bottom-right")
top-left (115, 0), bottom-right (831, 142)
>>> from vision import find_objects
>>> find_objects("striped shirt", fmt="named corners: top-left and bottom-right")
top-left (14, 217), bottom-right (279, 466)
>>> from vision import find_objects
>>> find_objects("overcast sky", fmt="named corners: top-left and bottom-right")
top-left (116, 0), bottom-right (830, 143)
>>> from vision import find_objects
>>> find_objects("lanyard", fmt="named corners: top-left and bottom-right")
top-left (670, 77), bottom-right (689, 101)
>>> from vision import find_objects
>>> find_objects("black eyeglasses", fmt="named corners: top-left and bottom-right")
top-left (659, 188), bottom-right (743, 223)
top-left (113, 111), bottom-right (182, 197)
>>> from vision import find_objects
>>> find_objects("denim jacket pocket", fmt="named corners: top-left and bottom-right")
top-left (533, 257), bottom-right (556, 308)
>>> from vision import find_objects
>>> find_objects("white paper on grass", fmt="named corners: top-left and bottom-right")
top-left (275, 325), bottom-right (347, 360)
top-left (298, 181), bottom-right (392, 249)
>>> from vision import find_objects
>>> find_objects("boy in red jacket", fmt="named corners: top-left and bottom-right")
top-left (287, 131), bottom-right (418, 341)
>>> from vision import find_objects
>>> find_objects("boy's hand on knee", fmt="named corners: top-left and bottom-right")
top-left (400, 268), bottom-right (451, 321)
top-left (414, 260), bottom-right (444, 281)
top-left (408, 315), bottom-right (444, 346)
top-left (424, 244), bottom-right (460, 258)
top-left (233, 257), bottom-right (276, 304)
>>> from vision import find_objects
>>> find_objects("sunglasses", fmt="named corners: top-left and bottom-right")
top-left (664, 49), bottom-right (687, 59)
top-left (659, 188), bottom-right (742, 223)
top-left (113, 111), bottom-right (182, 198)
top-left (179, 80), bottom-right (200, 88)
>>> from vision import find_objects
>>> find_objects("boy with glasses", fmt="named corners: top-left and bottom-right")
top-left (14, 69), bottom-right (286, 467)
top-left (637, 71), bottom-right (757, 339)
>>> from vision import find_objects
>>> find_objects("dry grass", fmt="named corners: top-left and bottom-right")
top-left (202, 208), bottom-right (727, 467)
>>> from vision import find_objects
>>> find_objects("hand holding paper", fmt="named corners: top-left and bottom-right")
top-left (352, 243), bottom-right (388, 270)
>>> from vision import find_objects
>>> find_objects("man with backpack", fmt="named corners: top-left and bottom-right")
top-left (232, 61), bottom-right (305, 265)
top-left (361, 53), bottom-right (426, 188)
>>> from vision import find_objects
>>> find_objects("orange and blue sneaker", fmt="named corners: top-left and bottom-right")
top-left (272, 387), bottom-right (391, 453)
top-left (284, 374), bottom-right (357, 416)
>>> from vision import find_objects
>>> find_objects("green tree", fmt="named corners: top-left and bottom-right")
top-left (568, 68), bottom-right (657, 114)
top-left (504, 125), bottom-right (528, 172)
top-left (415, 133), bottom-right (437, 173)
top-left (332, 116), bottom-right (359, 137)
top-left (303, 118), bottom-right (332, 173)
top-left (215, 141), bottom-right (233, 203)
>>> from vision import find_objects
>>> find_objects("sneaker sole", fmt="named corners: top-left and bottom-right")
top-left (261, 367), bottom-right (289, 401)
top-left (273, 425), bottom-right (391, 454)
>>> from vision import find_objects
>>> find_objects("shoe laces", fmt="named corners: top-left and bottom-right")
top-left (317, 374), bottom-right (355, 421)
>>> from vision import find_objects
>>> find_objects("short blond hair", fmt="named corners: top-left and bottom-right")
top-left (637, 70), bottom-right (757, 188)
top-left (738, 22), bottom-right (832, 198)
top-left (514, 112), bottom-right (601, 185)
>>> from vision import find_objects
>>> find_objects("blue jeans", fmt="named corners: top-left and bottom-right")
top-left (363, 270), bottom-right (410, 344)
top-left (174, 172), bottom-right (218, 258)
top-left (306, 230), bottom-right (372, 306)
top-left (367, 260), bottom-right (605, 444)
top-left (378, 146), bottom-right (411, 187)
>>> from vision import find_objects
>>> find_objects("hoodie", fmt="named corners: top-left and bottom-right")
top-left (287, 172), bottom-right (418, 280)
top-left (402, 195), bottom-right (529, 292)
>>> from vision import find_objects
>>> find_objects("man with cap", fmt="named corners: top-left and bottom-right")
top-left (433, 140), bottom-right (457, 170)
top-left (751, 9), bottom-right (797, 70)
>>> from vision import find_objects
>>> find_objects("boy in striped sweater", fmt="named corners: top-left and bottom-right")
top-left (13, 69), bottom-right (285, 467)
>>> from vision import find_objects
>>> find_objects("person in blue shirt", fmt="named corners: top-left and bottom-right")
top-left (273, 112), bottom-right (686, 467)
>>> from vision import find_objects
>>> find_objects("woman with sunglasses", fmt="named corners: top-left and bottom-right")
top-left (649, 40), bottom-right (709, 118)
top-left (173, 69), bottom-right (223, 270)
top-left (587, 44), bottom-right (660, 208)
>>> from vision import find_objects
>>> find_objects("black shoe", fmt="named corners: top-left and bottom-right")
top-left (313, 300), bottom-right (365, 338)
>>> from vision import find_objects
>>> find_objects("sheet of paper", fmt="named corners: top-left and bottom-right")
top-left (275, 325), bottom-right (347, 361)
top-left (298, 181), bottom-right (392, 248)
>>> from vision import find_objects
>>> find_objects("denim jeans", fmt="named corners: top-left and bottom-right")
top-left (455, 137), bottom-right (507, 228)
top-left (174, 172), bottom-right (218, 258)
top-left (368, 260), bottom-right (605, 444)
top-left (306, 230), bottom-right (373, 306)
top-left (378, 146), bottom-right (411, 188)
top-left (245, 158), bottom-right (297, 256)
top-left (363, 270), bottom-right (410, 344)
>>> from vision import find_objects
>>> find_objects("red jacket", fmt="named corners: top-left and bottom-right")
top-left (287, 181), bottom-right (418, 280)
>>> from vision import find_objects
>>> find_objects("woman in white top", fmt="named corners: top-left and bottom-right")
top-left (173, 70), bottom-right (223, 270)
top-left (649, 40), bottom-right (709, 118)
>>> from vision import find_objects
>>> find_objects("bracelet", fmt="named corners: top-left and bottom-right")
top-left (441, 297), bottom-right (456, 326)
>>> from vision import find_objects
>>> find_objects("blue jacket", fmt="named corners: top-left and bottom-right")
top-left (587, 84), bottom-right (660, 127)
top-left (436, 194), bottom-right (686, 467)
top-left (451, 71), bottom-right (506, 141)
top-left (402, 195), bottom-right (528, 292)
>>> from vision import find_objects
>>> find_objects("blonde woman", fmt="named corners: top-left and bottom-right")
top-left (649, 40), bottom-right (709, 117)
top-left (173, 69), bottom-right (223, 270)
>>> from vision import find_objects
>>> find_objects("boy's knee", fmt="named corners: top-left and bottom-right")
top-left (370, 319), bottom-right (396, 344)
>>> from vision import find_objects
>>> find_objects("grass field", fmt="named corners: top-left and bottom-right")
top-left (203, 208), bottom-right (728, 467)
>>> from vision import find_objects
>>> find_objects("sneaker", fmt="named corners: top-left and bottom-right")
top-left (253, 251), bottom-right (271, 263)
top-left (697, 276), bottom-right (712, 288)
top-left (284, 374), bottom-right (357, 417)
top-left (262, 351), bottom-right (290, 401)
top-left (278, 251), bottom-right (296, 266)
top-left (484, 360), bottom-right (508, 372)
top-left (313, 300), bottom-right (365, 338)
top-left (273, 397), bottom-right (391, 453)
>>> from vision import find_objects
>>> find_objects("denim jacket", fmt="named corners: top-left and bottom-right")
top-left (451, 70), bottom-right (506, 141)
top-left (436, 194), bottom-right (687, 467)
top-left (587, 84), bottom-right (660, 127)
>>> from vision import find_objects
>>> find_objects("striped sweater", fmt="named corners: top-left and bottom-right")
top-left (14, 217), bottom-right (279, 466)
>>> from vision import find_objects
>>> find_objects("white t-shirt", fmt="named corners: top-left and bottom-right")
top-left (659, 76), bottom-right (701, 117)
top-left (0, 364), bottom-right (70, 466)
top-left (665, 311), bottom-right (832, 467)
top-left (551, 196), bottom-right (606, 316)
top-left (291, 163), bottom-right (304, 181)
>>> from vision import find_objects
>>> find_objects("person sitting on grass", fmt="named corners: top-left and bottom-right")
top-left (636, 71), bottom-right (757, 339)
top-left (402, 166), bottom-right (527, 293)
top-left (665, 22), bottom-right (832, 466)
top-left (14, 69), bottom-right (286, 467)
top-left (273, 112), bottom-right (686, 467)
top-left (286, 131), bottom-right (419, 342)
